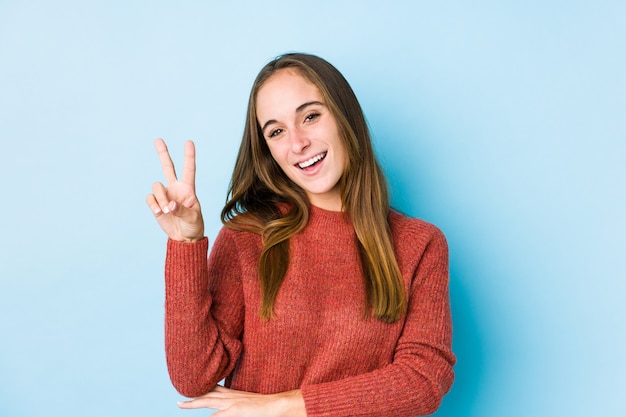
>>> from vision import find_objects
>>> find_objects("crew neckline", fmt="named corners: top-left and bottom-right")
top-left (310, 204), bottom-right (344, 214)
top-left (309, 204), bottom-right (352, 227)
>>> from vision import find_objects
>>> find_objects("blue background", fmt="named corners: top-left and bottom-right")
top-left (1, 1), bottom-right (624, 416)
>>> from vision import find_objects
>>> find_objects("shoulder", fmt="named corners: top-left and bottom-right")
top-left (208, 225), bottom-right (263, 263)
top-left (388, 209), bottom-right (447, 249)
top-left (214, 224), bottom-right (262, 249)
top-left (388, 209), bottom-right (449, 288)
top-left (207, 226), bottom-right (263, 276)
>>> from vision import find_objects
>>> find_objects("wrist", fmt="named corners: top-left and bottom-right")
top-left (182, 236), bottom-right (204, 243)
top-left (168, 236), bottom-right (207, 245)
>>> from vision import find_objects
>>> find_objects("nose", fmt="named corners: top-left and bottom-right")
top-left (290, 127), bottom-right (310, 154)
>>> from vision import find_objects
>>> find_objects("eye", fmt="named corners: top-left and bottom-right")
top-left (304, 112), bottom-right (320, 122)
top-left (268, 128), bottom-right (283, 138)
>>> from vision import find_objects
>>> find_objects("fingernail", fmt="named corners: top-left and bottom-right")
top-left (153, 207), bottom-right (161, 215)
top-left (162, 205), bottom-right (170, 214)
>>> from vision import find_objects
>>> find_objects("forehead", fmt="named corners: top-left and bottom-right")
top-left (256, 69), bottom-right (323, 119)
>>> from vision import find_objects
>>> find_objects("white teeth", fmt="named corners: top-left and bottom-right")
top-left (298, 152), bottom-right (326, 169)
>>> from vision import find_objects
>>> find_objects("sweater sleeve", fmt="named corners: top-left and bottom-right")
top-left (301, 227), bottom-right (455, 417)
top-left (164, 229), bottom-right (244, 398)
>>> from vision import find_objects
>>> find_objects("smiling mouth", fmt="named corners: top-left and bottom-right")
top-left (297, 152), bottom-right (327, 169)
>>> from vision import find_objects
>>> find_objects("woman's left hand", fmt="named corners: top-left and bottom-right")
top-left (178, 385), bottom-right (306, 417)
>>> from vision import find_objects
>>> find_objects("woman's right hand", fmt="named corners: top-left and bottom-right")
top-left (146, 138), bottom-right (205, 242)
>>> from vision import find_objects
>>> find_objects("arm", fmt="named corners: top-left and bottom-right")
top-left (164, 231), bottom-right (244, 398)
top-left (301, 227), bottom-right (455, 417)
top-left (146, 139), bottom-right (244, 397)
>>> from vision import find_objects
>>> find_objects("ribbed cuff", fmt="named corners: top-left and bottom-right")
top-left (165, 237), bottom-right (209, 295)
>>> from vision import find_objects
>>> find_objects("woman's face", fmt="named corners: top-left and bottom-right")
top-left (256, 69), bottom-right (347, 211)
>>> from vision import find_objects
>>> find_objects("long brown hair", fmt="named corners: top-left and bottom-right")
top-left (221, 53), bottom-right (406, 323)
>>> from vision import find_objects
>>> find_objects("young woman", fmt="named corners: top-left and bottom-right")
top-left (146, 53), bottom-right (455, 417)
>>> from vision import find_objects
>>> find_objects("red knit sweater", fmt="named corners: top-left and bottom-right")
top-left (164, 206), bottom-right (455, 417)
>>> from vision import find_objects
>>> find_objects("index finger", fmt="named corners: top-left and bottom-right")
top-left (181, 140), bottom-right (196, 188)
top-left (154, 138), bottom-right (178, 184)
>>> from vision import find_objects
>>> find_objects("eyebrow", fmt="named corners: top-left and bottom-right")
top-left (260, 101), bottom-right (324, 134)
